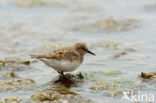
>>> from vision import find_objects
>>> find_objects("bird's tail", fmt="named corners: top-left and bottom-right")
top-left (30, 55), bottom-right (45, 58)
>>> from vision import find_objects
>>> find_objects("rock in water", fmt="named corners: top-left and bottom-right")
top-left (139, 72), bottom-right (156, 81)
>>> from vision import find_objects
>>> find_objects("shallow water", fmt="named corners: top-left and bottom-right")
top-left (0, 0), bottom-right (156, 103)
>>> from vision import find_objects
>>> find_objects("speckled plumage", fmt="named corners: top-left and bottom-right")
top-left (35, 48), bottom-right (83, 62)
top-left (31, 43), bottom-right (95, 75)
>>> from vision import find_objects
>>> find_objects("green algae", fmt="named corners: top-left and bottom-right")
top-left (13, 0), bottom-right (67, 8)
top-left (65, 72), bottom-right (85, 80)
top-left (87, 70), bottom-right (122, 78)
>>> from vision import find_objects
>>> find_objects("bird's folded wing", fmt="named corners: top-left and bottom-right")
top-left (31, 48), bottom-right (80, 61)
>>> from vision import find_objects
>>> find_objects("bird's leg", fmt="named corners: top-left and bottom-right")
top-left (60, 71), bottom-right (64, 76)
top-left (58, 71), bottom-right (73, 80)
top-left (58, 71), bottom-right (64, 76)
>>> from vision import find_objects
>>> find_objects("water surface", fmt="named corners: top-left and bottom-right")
top-left (0, 0), bottom-right (156, 103)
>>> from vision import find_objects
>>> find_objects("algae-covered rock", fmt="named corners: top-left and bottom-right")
top-left (52, 72), bottom-right (86, 88)
top-left (65, 72), bottom-right (85, 80)
top-left (0, 78), bottom-right (35, 91)
top-left (69, 17), bottom-right (139, 33)
top-left (17, 78), bottom-right (35, 84)
top-left (0, 96), bottom-right (21, 103)
top-left (144, 4), bottom-right (156, 11)
top-left (110, 51), bottom-right (127, 59)
top-left (0, 57), bottom-right (31, 71)
top-left (4, 71), bottom-right (20, 78)
top-left (31, 90), bottom-right (61, 101)
top-left (139, 72), bottom-right (156, 81)
top-left (52, 85), bottom-right (77, 95)
top-left (30, 72), bottom-right (96, 103)
top-left (90, 80), bottom-right (121, 91)
top-left (90, 18), bottom-right (139, 32)
top-left (31, 88), bottom-right (96, 103)
top-left (108, 92), bottom-right (116, 97)
top-left (87, 41), bottom-right (121, 52)
top-left (0, 57), bottom-right (30, 66)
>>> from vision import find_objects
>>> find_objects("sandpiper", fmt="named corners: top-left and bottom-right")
top-left (31, 43), bottom-right (95, 75)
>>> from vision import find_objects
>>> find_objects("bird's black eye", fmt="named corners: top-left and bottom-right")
top-left (81, 48), bottom-right (87, 51)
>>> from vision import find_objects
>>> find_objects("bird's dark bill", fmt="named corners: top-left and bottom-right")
top-left (87, 50), bottom-right (95, 56)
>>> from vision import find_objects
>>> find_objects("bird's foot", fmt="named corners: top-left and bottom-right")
top-left (58, 71), bottom-right (75, 81)
top-left (58, 71), bottom-right (65, 76)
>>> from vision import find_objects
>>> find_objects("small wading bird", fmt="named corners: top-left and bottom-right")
top-left (31, 43), bottom-right (95, 76)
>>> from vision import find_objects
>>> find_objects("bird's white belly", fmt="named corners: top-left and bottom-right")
top-left (39, 58), bottom-right (81, 72)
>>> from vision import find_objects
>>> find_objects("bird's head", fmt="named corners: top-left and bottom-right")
top-left (74, 43), bottom-right (95, 56)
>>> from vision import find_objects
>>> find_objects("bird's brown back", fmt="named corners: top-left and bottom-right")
top-left (31, 47), bottom-right (83, 63)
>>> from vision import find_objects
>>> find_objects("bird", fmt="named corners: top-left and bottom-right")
top-left (31, 43), bottom-right (95, 75)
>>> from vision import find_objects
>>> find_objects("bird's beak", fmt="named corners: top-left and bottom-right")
top-left (87, 50), bottom-right (95, 56)
top-left (82, 48), bottom-right (95, 56)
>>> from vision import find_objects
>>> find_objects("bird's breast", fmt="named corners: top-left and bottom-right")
top-left (38, 58), bottom-right (81, 72)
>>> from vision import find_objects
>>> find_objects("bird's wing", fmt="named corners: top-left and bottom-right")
top-left (31, 48), bottom-right (80, 62)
